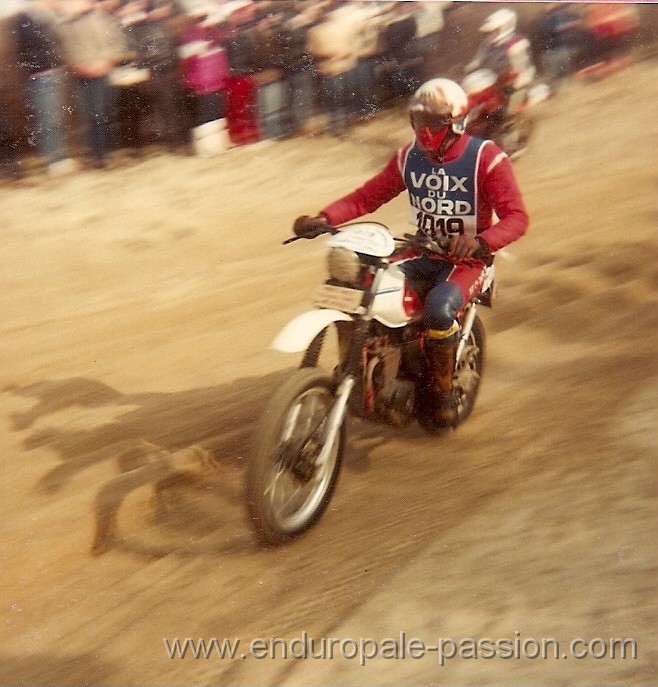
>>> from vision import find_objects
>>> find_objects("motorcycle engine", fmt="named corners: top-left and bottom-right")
top-left (366, 344), bottom-right (416, 426)
top-left (376, 378), bottom-right (416, 427)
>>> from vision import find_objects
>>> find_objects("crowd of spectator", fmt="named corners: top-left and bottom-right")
top-left (0, 0), bottom-right (644, 184)
top-left (0, 0), bottom-right (447, 181)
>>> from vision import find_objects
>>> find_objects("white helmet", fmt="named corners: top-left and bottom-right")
top-left (408, 78), bottom-right (469, 129)
top-left (480, 8), bottom-right (517, 46)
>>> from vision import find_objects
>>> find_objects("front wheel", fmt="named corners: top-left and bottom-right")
top-left (246, 368), bottom-right (346, 545)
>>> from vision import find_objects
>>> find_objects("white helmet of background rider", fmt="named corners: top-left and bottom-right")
top-left (479, 8), bottom-right (517, 46)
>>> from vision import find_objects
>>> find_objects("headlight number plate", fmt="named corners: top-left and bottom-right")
top-left (313, 284), bottom-right (363, 313)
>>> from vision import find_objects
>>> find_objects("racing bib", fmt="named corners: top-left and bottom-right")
top-left (402, 137), bottom-right (485, 239)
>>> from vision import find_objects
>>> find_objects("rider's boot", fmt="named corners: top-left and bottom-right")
top-left (425, 326), bottom-right (459, 425)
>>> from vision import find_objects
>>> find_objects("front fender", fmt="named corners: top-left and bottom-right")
top-left (271, 309), bottom-right (352, 353)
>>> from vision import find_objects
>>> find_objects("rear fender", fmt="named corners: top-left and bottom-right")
top-left (271, 309), bottom-right (352, 353)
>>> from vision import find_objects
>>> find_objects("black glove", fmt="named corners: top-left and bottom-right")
top-left (473, 236), bottom-right (491, 261)
top-left (292, 214), bottom-right (329, 238)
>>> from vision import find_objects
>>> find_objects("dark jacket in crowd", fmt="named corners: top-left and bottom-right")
top-left (225, 23), bottom-right (259, 77)
top-left (274, 13), bottom-right (314, 75)
top-left (381, 13), bottom-right (418, 61)
top-left (122, 18), bottom-right (178, 75)
top-left (15, 10), bottom-right (63, 75)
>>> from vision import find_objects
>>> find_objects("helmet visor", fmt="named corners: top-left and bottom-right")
top-left (409, 111), bottom-right (453, 132)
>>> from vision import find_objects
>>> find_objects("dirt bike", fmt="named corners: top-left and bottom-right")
top-left (246, 222), bottom-right (495, 545)
top-left (461, 68), bottom-right (550, 159)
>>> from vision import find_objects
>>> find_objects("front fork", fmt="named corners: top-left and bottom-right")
top-left (315, 267), bottom-right (388, 447)
top-left (456, 303), bottom-right (477, 363)
top-left (315, 375), bottom-right (355, 472)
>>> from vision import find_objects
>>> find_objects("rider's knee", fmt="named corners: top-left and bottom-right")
top-left (423, 282), bottom-right (464, 333)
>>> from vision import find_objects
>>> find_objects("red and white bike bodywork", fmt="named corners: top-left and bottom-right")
top-left (246, 223), bottom-right (494, 544)
top-left (274, 224), bottom-right (421, 349)
top-left (462, 68), bottom-right (550, 159)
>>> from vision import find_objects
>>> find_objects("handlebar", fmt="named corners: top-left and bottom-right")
top-left (283, 225), bottom-right (452, 258)
top-left (398, 232), bottom-right (452, 257)
top-left (282, 226), bottom-right (339, 245)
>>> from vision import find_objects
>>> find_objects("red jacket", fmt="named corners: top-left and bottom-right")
top-left (320, 134), bottom-right (528, 253)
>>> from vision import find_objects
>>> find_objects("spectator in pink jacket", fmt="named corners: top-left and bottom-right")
top-left (179, 7), bottom-right (229, 136)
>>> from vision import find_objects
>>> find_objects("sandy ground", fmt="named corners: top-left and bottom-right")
top-left (1, 50), bottom-right (657, 686)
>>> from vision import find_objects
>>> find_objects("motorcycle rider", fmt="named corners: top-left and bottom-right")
top-left (292, 78), bottom-right (528, 426)
top-left (465, 8), bottom-right (536, 116)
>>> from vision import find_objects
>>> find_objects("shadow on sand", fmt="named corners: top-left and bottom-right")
top-left (6, 370), bottom-right (399, 557)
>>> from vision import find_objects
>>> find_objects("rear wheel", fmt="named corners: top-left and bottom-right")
top-left (246, 369), bottom-right (345, 545)
top-left (500, 114), bottom-right (534, 159)
top-left (453, 314), bottom-right (486, 425)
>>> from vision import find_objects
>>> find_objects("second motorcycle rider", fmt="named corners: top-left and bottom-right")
top-left (292, 77), bottom-right (529, 425)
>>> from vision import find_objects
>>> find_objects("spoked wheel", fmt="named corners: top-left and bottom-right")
top-left (246, 368), bottom-right (346, 545)
top-left (453, 314), bottom-right (486, 425)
